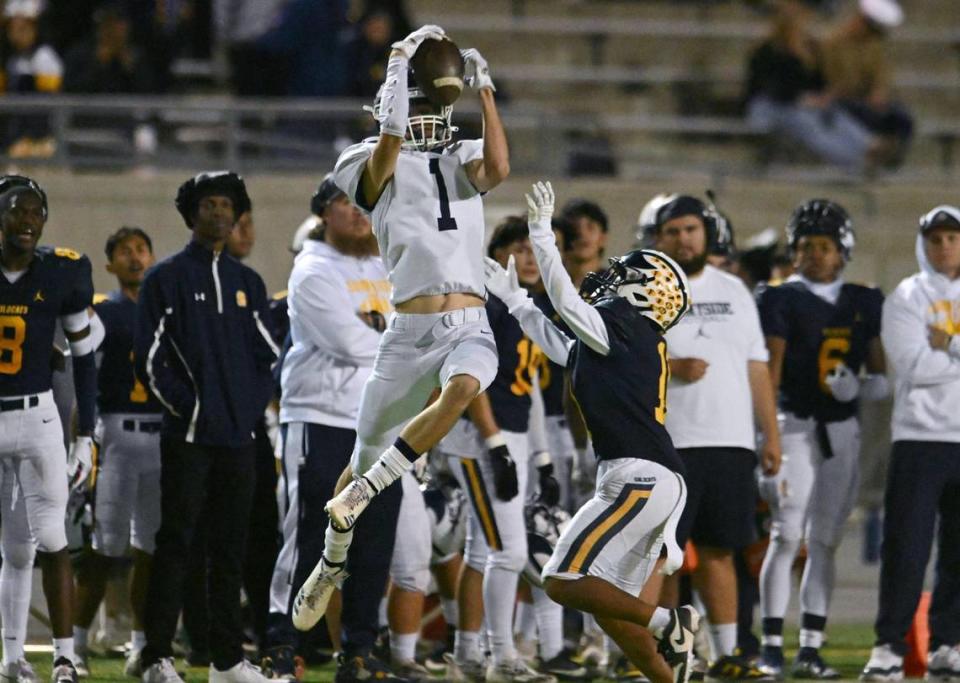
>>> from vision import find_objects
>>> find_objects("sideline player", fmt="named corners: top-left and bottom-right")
top-left (0, 175), bottom-right (95, 683)
top-left (293, 24), bottom-right (510, 627)
top-left (485, 181), bottom-right (698, 683)
top-left (72, 227), bottom-right (161, 678)
top-left (757, 201), bottom-right (887, 679)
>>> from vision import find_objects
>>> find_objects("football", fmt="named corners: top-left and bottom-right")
top-left (411, 37), bottom-right (465, 107)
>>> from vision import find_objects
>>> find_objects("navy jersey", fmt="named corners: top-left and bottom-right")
top-left (569, 296), bottom-right (683, 474)
top-left (484, 294), bottom-right (542, 433)
top-left (759, 280), bottom-right (883, 422)
top-left (94, 290), bottom-right (161, 414)
top-left (532, 291), bottom-right (571, 417)
top-left (0, 246), bottom-right (93, 397)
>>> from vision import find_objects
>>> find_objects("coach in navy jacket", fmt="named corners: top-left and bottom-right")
top-left (133, 171), bottom-right (279, 683)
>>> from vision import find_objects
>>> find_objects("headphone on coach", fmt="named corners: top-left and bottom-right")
top-left (636, 192), bottom-right (732, 255)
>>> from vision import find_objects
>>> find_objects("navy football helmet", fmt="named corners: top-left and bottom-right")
top-left (786, 199), bottom-right (855, 261)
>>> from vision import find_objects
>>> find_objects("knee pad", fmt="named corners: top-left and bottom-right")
top-left (34, 525), bottom-right (68, 555)
top-left (0, 541), bottom-right (36, 570)
top-left (768, 519), bottom-right (804, 545)
top-left (391, 566), bottom-right (431, 594)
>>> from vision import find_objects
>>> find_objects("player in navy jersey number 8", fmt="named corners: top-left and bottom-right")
top-left (485, 181), bottom-right (699, 683)
top-left (0, 175), bottom-right (97, 683)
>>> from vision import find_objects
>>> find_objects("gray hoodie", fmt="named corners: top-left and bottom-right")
top-left (881, 230), bottom-right (960, 442)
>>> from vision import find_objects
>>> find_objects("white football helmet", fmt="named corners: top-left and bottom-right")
top-left (367, 81), bottom-right (455, 152)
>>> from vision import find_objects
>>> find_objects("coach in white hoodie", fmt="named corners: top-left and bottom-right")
top-left (861, 205), bottom-right (960, 683)
top-left (264, 175), bottom-right (396, 679)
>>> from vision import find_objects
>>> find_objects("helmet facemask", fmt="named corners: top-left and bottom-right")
top-left (368, 84), bottom-right (455, 152)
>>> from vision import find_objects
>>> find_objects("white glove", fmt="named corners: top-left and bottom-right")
top-left (525, 180), bottom-right (555, 243)
top-left (461, 48), bottom-right (495, 92)
top-left (484, 255), bottom-right (528, 312)
top-left (825, 363), bottom-right (859, 402)
top-left (67, 436), bottom-right (94, 492)
top-left (391, 24), bottom-right (446, 60)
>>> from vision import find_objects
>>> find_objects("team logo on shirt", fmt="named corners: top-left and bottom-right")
top-left (33, 291), bottom-right (44, 302)
top-left (236, 290), bottom-right (247, 308)
top-left (929, 300), bottom-right (960, 334)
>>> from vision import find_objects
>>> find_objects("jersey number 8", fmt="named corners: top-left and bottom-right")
top-left (0, 315), bottom-right (26, 375)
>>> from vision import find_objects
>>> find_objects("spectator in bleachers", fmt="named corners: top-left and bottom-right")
top-left (214, 0), bottom-right (291, 96)
top-left (821, 0), bottom-right (913, 163)
top-left (559, 198), bottom-right (608, 289)
top-left (744, 0), bottom-right (879, 171)
top-left (343, 9), bottom-right (393, 98)
top-left (0, 0), bottom-right (62, 157)
top-left (359, 0), bottom-right (411, 43)
top-left (63, 3), bottom-right (155, 94)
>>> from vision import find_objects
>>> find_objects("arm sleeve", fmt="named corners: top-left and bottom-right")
top-left (60, 255), bottom-right (94, 315)
top-left (527, 370), bottom-right (549, 456)
top-left (133, 272), bottom-right (196, 418)
top-left (333, 143), bottom-right (376, 211)
top-left (881, 288), bottom-right (960, 386)
top-left (291, 267), bottom-right (383, 365)
top-left (506, 298), bottom-right (573, 366)
top-left (528, 222), bottom-right (610, 356)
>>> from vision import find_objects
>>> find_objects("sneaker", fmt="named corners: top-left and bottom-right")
top-left (260, 646), bottom-right (303, 682)
top-left (656, 607), bottom-right (700, 666)
top-left (2, 658), bottom-right (39, 682)
top-left (50, 658), bottom-right (78, 683)
top-left (209, 660), bottom-right (271, 683)
top-left (927, 646), bottom-right (960, 682)
top-left (392, 659), bottom-right (430, 681)
top-left (792, 649), bottom-right (840, 680)
top-left (539, 650), bottom-right (590, 680)
top-left (334, 653), bottom-right (406, 683)
top-left (608, 655), bottom-right (647, 683)
top-left (125, 650), bottom-right (143, 679)
top-left (292, 558), bottom-right (348, 632)
top-left (141, 658), bottom-right (185, 683)
top-left (72, 655), bottom-right (89, 680)
top-left (486, 658), bottom-right (557, 683)
top-left (860, 645), bottom-right (904, 682)
top-left (445, 654), bottom-right (487, 683)
top-left (706, 655), bottom-right (775, 682)
top-left (757, 648), bottom-right (784, 681)
top-left (326, 479), bottom-right (375, 531)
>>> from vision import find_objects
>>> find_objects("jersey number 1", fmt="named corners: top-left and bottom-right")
top-left (429, 158), bottom-right (458, 231)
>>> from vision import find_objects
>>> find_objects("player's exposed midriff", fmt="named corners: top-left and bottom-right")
top-left (395, 291), bottom-right (485, 314)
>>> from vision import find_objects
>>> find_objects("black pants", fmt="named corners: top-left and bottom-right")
top-left (875, 441), bottom-right (960, 655)
top-left (141, 437), bottom-right (256, 671)
top-left (266, 422), bottom-right (402, 658)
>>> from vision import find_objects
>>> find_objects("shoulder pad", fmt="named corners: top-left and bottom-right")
top-left (92, 293), bottom-right (109, 305)
top-left (54, 247), bottom-right (82, 261)
top-left (272, 289), bottom-right (288, 301)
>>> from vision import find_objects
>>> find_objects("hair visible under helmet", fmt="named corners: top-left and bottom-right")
top-left (786, 199), bottom-right (856, 261)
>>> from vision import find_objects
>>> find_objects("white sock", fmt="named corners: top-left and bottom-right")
top-left (710, 622), bottom-right (738, 658)
top-left (484, 567), bottom-right (519, 664)
top-left (364, 446), bottom-right (414, 493)
top-left (647, 607), bottom-right (671, 636)
top-left (131, 630), bottom-right (147, 652)
top-left (379, 597), bottom-right (388, 630)
top-left (760, 537), bottom-right (801, 620)
top-left (514, 601), bottom-right (537, 642)
top-left (455, 630), bottom-right (482, 662)
top-left (799, 628), bottom-right (825, 649)
top-left (390, 631), bottom-right (419, 663)
top-left (800, 540), bottom-right (836, 617)
top-left (441, 598), bottom-right (458, 627)
top-left (532, 586), bottom-right (563, 661)
top-left (73, 626), bottom-right (88, 652)
top-left (323, 522), bottom-right (354, 565)
top-left (1, 560), bottom-right (32, 665)
top-left (53, 637), bottom-right (76, 663)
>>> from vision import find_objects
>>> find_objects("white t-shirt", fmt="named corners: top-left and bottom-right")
top-left (333, 138), bottom-right (487, 305)
top-left (664, 264), bottom-right (769, 450)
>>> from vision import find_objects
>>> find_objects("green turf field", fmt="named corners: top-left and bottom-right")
top-left (21, 623), bottom-right (889, 682)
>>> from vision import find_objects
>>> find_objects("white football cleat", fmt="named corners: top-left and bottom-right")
top-left (291, 557), bottom-right (348, 631)
top-left (656, 605), bottom-right (701, 683)
top-left (325, 478), bottom-right (375, 530)
top-left (860, 645), bottom-right (904, 682)
top-left (927, 645), bottom-right (960, 682)
top-left (140, 658), bottom-right (183, 683)
top-left (209, 660), bottom-right (270, 683)
top-left (2, 658), bottom-right (38, 683)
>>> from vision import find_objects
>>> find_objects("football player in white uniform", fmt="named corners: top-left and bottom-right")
top-left (293, 24), bottom-right (509, 631)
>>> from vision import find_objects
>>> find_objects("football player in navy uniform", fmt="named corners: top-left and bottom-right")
top-left (756, 200), bottom-right (888, 679)
top-left (0, 175), bottom-right (95, 683)
top-left (486, 182), bottom-right (698, 683)
top-left (72, 227), bottom-right (160, 678)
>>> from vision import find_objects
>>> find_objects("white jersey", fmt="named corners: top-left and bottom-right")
top-left (664, 264), bottom-right (769, 450)
top-left (333, 138), bottom-right (487, 305)
top-left (280, 239), bottom-right (391, 428)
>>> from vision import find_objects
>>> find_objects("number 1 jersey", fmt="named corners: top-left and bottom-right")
top-left (333, 138), bottom-right (487, 305)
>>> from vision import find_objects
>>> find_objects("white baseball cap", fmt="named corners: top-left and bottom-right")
top-left (4, 0), bottom-right (43, 19)
top-left (859, 0), bottom-right (903, 28)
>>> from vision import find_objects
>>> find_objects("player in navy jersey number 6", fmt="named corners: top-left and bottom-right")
top-left (485, 181), bottom-right (699, 683)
